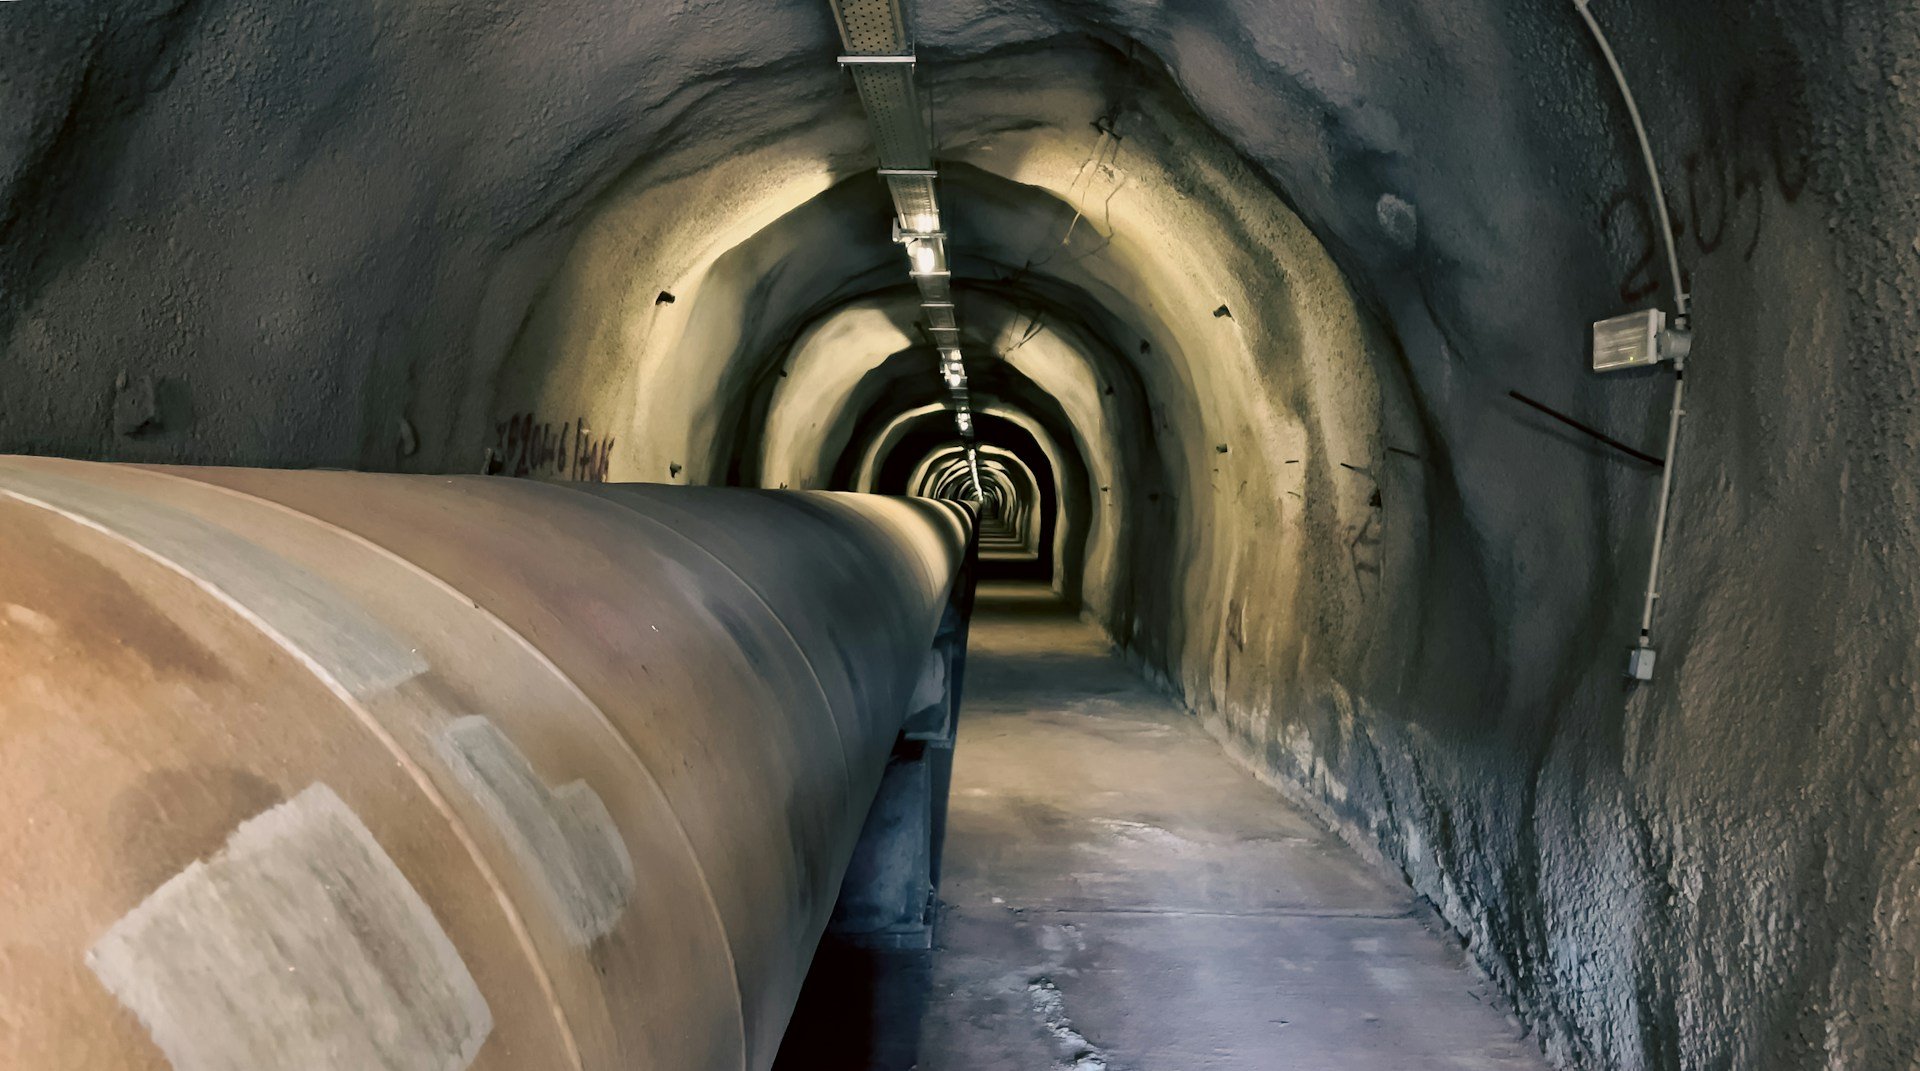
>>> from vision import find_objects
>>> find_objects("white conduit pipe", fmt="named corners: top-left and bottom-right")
top-left (1573, 0), bottom-right (1688, 317)
top-left (1574, 0), bottom-right (1691, 678)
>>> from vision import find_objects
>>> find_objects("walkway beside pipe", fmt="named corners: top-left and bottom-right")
top-left (779, 582), bottom-right (1551, 1071)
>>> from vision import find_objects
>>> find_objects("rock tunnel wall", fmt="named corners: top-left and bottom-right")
top-left (2, 1), bottom-right (1918, 1068)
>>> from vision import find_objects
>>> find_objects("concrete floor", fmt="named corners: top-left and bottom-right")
top-left (777, 582), bottom-right (1548, 1070)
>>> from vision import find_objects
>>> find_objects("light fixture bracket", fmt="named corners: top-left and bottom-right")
top-left (1591, 308), bottom-right (1692, 373)
top-left (891, 220), bottom-right (946, 243)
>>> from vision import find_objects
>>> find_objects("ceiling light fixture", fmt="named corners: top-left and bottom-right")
top-left (828, 0), bottom-right (974, 450)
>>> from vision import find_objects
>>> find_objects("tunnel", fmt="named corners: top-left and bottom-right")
top-left (1, 1), bottom-right (1917, 1069)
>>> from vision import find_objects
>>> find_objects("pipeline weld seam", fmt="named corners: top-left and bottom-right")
top-left (135, 467), bottom-right (750, 1071)
top-left (458, 478), bottom-right (863, 1064)
top-left (469, 481), bottom-right (963, 1065)
top-left (584, 494), bottom-right (855, 797)
top-left (0, 482), bottom-right (588, 1071)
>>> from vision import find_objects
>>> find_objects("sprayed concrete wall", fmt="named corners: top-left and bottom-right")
top-left (1, 0), bottom-right (1917, 1067)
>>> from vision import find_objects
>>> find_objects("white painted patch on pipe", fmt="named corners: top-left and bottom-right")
top-left (438, 716), bottom-right (635, 944)
top-left (0, 465), bottom-right (427, 696)
top-left (87, 783), bottom-right (492, 1071)
top-left (3, 601), bottom-right (55, 634)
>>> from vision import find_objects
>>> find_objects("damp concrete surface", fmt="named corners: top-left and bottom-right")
top-left (777, 582), bottom-right (1548, 1070)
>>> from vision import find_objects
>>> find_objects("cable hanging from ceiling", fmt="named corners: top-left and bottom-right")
top-left (827, 0), bottom-right (981, 499)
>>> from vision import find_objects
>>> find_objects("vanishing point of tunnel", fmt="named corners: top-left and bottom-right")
top-left (2, 1), bottom-right (1917, 1069)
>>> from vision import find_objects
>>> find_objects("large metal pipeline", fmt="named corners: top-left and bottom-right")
top-left (0, 456), bottom-right (973, 1071)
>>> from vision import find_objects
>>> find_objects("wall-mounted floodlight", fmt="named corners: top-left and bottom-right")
top-left (910, 242), bottom-right (937, 275)
top-left (1572, 0), bottom-right (1701, 684)
top-left (1592, 309), bottom-right (1691, 372)
top-left (1589, 305), bottom-right (1693, 682)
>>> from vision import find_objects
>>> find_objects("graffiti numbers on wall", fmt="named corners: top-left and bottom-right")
top-left (486, 413), bottom-right (615, 482)
top-left (1602, 63), bottom-right (1813, 304)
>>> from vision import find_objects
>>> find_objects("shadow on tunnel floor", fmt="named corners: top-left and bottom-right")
top-left (773, 937), bottom-right (934, 1071)
top-left (975, 558), bottom-right (1052, 585)
top-left (968, 581), bottom-right (1076, 620)
top-left (774, 581), bottom-right (1107, 1071)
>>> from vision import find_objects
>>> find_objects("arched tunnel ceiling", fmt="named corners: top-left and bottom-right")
top-left (3, 2), bottom-right (1918, 1068)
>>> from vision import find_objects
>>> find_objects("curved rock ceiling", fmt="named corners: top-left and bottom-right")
top-left (3, 1), bottom-right (1917, 1067)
